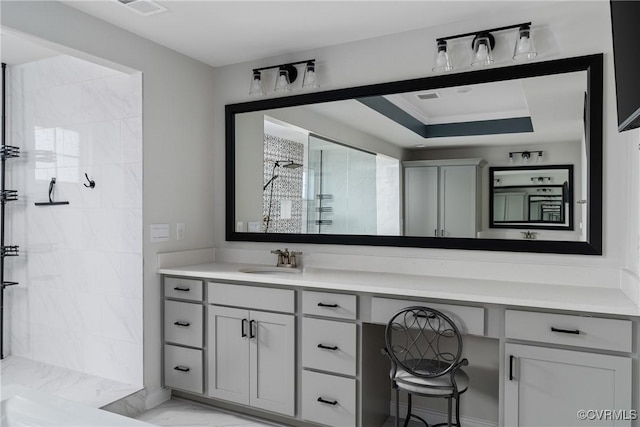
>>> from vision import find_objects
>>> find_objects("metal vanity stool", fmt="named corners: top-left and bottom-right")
top-left (384, 306), bottom-right (469, 427)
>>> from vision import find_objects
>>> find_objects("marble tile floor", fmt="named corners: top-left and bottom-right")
top-left (0, 355), bottom-right (142, 408)
top-left (134, 397), bottom-right (424, 427)
top-left (135, 398), bottom-right (283, 427)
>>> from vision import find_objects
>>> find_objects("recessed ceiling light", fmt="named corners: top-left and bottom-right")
top-left (456, 87), bottom-right (473, 93)
top-left (417, 92), bottom-right (440, 100)
top-left (415, 144), bottom-right (426, 148)
top-left (116, 0), bottom-right (167, 16)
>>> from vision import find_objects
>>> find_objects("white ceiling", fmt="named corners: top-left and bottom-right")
top-left (60, 0), bottom-right (545, 68)
top-left (301, 71), bottom-right (587, 149)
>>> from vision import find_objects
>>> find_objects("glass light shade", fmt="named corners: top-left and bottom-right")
top-left (249, 71), bottom-right (265, 95)
top-left (302, 61), bottom-right (320, 89)
top-left (432, 40), bottom-right (453, 72)
top-left (274, 69), bottom-right (291, 92)
top-left (513, 25), bottom-right (537, 60)
top-left (471, 35), bottom-right (494, 66)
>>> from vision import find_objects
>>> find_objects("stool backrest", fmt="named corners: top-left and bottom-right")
top-left (385, 306), bottom-right (463, 378)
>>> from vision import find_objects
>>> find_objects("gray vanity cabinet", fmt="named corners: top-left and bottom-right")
top-left (162, 277), bottom-right (205, 395)
top-left (504, 310), bottom-right (633, 426)
top-left (404, 159), bottom-right (485, 238)
top-left (207, 283), bottom-right (295, 417)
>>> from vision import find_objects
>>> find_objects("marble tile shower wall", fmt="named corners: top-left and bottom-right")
top-left (5, 55), bottom-right (143, 386)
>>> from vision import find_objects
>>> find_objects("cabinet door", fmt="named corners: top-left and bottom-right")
top-left (249, 311), bottom-right (295, 416)
top-left (440, 165), bottom-right (477, 238)
top-left (207, 306), bottom-right (250, 405)
top-left (404, 166), bottom-right (438, 236)
top-left (504, 343), bottom-right (632, 427)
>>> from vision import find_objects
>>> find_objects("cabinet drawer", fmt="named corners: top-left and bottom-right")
top-left (164, 345), bottom-right (203, 394)
top-left (301, 370), bottom-right (356, 427)
top-left (164, 300), bottom-right (203, 348)
top-left (505, 310), bottom-right (632, 352)
top-left (302, 291), bottom-right (357, 320)
top-left (208, 282), bottom-right (294, 313)
top-left (164, 277), bottom-right (203, 301)
top-left (302, 318), bottom-right (357, 376)
top-left (371, 297), bottom-right (485, 336)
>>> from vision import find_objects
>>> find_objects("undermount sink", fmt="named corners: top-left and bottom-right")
top-left (238, 267), bottom-right (302, 275)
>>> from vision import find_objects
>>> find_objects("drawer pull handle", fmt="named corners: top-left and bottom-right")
top-left (241, 318), bottom-right (247, 337)
top-left (317, 303), bottom-right (339, 308)
top-left (173, 286), bottom-right (190, 292)
top-left (173, 321), bottom-right (190, 327)
top-left (249, 320), bottom-right (256, 339)
top-left (509, 355), bottom-right (514, 381)
top-left (174, 366), bottom-right (190, 372)
top-left (317, 397), bottom-right (338, 406)
top-left (317, 344), bottom-right (338, 351)
top-left (551, 327), bottom-right (580, 335)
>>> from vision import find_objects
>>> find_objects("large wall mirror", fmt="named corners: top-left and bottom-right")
top-left (226, 54), bottom-right (603, 254)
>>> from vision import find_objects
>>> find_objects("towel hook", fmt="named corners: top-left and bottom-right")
top-left (84, 173), bottom-right (96, 189)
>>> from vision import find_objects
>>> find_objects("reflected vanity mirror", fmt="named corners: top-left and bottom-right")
top-left (490, 165), bottom-right (574, 230)
top-left (226, 54), bottom-right (603, 254)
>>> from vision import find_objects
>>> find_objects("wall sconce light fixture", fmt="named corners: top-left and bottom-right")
top-left (250, 59), bottom-right (319, 95)
top-left (509, 150), bottom-right (543, 164)
top-left (433, 22), bottom-right (537, 72)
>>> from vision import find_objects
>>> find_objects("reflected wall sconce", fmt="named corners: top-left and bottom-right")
top-left (530, 176), bottom-right (552, 184)
top-left (433, 22), bottom-right (537, 72)
top-left (509, 150), bottom-right (543, 164)
top-left (250, 59), bottom-right (319, 95)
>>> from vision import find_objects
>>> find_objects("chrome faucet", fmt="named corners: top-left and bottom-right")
top-left (271, 248), bottom-right (302, 268)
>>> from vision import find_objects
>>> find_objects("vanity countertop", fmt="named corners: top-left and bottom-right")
top-left (159, 262), bottom-right (640, 317)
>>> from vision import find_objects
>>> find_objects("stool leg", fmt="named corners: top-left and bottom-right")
top-left (447, 397), bottom-right (453, 427)
top-left (455, 394), bottom-right (462, 427)
top-left (404, 393), bottom-right (412, 427)
top-left (395, 386), bottom-right (400, 427)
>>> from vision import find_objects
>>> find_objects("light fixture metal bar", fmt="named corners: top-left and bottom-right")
top-left (253, 59), bottom-right (315, 73)
top-left (437, 22), bottom-right (531, 42)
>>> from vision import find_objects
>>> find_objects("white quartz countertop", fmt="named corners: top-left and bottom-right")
top-left (158, 262), bottom-right (640, 317)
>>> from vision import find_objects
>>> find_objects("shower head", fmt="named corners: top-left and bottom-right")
top-left (276, 160), bottom-right (303, 169)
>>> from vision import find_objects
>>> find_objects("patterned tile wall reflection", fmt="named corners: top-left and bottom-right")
top-left (263, 134), bottom-right (304, 233)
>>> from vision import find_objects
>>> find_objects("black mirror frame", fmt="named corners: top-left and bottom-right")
top-left (489, 165), bottom-right (575, 231)
top-left (226, 54), bottom-right (603, 255)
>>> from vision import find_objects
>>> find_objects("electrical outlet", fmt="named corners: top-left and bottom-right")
top-left (176, 223), bottom-right (185, 240)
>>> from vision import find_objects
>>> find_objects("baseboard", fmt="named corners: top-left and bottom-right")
top-left (391, 402), bottom-right (497, 427)
top-left (145, 387), bottom-right (171, 410)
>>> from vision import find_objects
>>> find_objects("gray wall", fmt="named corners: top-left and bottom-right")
top-left (212, 1), bottom-right (639, 288)
top-left (1, 0), bottom-right (216, 396)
